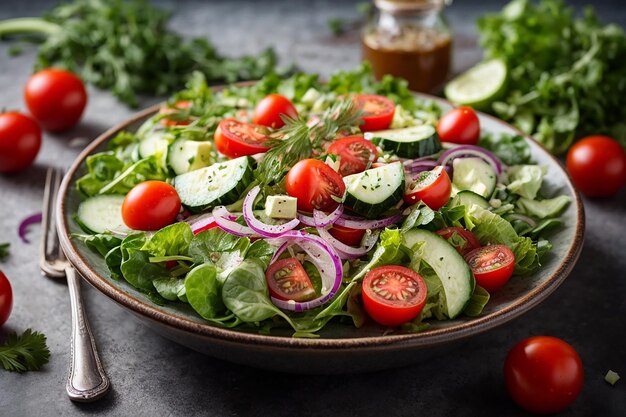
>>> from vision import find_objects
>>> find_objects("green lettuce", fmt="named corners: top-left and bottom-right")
top-left (516, 195), bottom-right (570, 218)
top-left (506, 165), bottom-right (547, 199)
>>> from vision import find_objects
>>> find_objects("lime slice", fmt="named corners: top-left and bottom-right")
top-left (444, 59), bottom-right (508, 109)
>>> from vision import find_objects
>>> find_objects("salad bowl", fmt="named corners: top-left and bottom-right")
top-left (56, 94), bottom-right (584, 374)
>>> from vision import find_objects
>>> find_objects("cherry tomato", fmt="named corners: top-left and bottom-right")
top-left (362, 266), bottom-right (427, 327)
top-left (214, 118), bottom-right (272, 158)
top-left (437, 106), bottom-right (480, 145)
top-left (504, 336), bottom-right (584, 414)
top-left (122, 181), bottom-right (181, 231)
top-left (566, 135), bottom-right (626, 197)
top-left (24, 68), bottom-right (87, 132)
top-left (0, 271), bottom-right (12, 326)
top-left (404, 166), bottom-right (452, 210)
top-left (327, 136), bottom-right (379, 176)
top-left (355, 94), bottom-right (395, 132)
top-left (266, 258), bottom-right (316, 302)
top-left (329, 224), bottom-right (366, 246)
top-left (253, 94), bottom-right (298, 129)
top-left (285, 159), bottom-right (346, 213)
top-left (465, 244), bottom-right (514, 292)
top-left (159, 100), bottom-right (192, 126)
top-left (0, 112), bottom-right (42, 173)
top-left (436, 227), bottom-right (481, 256)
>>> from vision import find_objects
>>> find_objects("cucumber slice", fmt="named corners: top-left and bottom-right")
top-left (77, 195), bottom-right (132, 234)
top-left (365, 125), bottom-right (441, 158)
top-left (167, 139), bottom-right (214, 175)
top-left (173, 156), bottom-right (255, 213)
top-left (403, 229), bottom-right (474, 319)
top-left (451, 190), bottom-right (490, 210)
top-left (138, 131), bottom-right (171, 166)
top-left (444, 59), bottom-right (508, 109)
top-left (452, 157), bottom-right (497, 199)
top-left (343, 162), bottom-right (405, 219)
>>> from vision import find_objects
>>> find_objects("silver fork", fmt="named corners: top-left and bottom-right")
top-left (40, 167), bottom-right (111, 402)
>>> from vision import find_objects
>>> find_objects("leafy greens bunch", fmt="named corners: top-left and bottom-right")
top-left (478, 0), bottom-right (626, 153)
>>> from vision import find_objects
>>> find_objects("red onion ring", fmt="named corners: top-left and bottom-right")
top-left (243, 186), bottom-right (299, 238)
top-left (438, 145), bottom-right (503, 174)
top-left (312, 205), bottom-right (344, 228)
top-left (18, 212), bottom-right (42, 244)
top-left (186, 213), bottom-right (217, 234)
top-left (333, 212), bottom-right (403, 230)
top-left (316, 227), bottom-right (380, 259)
top-left (212, 206), bottom-right (256, 237)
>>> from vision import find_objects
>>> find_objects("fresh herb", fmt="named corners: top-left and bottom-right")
top-left (327, 2), bottom-right (373, 36)
top-left (479, 133), bottom-right (531, 165)
top-left (0, 329), bottom-right (50, 373)
top-left (477, 0), bottom-right (626, 153)
top-left (0, 243), bottom-right (9, 260)
top-left (0, 0), bottom-right (278, 107)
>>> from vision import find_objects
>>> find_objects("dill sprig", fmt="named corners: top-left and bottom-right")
top-left (0, 329), bottom-right (50, 373)
top-left (257, 99), bottom-right (363, 186)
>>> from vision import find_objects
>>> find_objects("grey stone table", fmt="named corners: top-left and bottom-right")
top-left (1, 1), bottom-right (625, 416)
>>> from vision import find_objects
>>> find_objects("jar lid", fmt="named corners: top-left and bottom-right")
top-left (374, 0), bottom-right (451, 13)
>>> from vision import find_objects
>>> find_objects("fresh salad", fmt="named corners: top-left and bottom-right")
top-left (73, 64), bottom-right (569, 337)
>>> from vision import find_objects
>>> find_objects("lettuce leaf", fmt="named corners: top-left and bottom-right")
top-left (506, 165), bottom-right (547, 199)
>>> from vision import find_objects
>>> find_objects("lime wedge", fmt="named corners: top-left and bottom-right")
top-left (444, 59), bottom-right (508, 109)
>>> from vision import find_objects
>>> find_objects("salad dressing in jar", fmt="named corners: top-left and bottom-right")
top-left (362, 0), bottom-right (452, 93)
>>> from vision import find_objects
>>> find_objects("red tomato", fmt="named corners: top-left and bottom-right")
top-left (0, 271), bottom-right (12, 326)
top-left (214, 118), bottom-right (272, 158)
top-left (404, 166), bottom-right (452, 210)
top-left (504, 336), bottom-right (584, 414)
top-left (253, 94), bottom-right (298, 129)
top-left (265, 258), bottom-right (316, 301)
top-left (0, 112), bottom-right (42, 173)
top-left (24, 68), bottom-right (87, 132)
top-left (437, 106), bottom-right (480, 145)
top-left (329, 224), bottom-right (366, 246)
top-left (122, 181), bottom-right (181, 231)
top-left (159, 100), bottom-right (192, 126)
top-left (436, 227), bottom-right (481, 256)
top-left (355, 94), bottom-right (395, 132)
top-left (465, 244), bottom-right (515, 292)
top-left (285, 159), bottom-right (346, 213)
top-left (566, 135), bottom-right (626, 197)
top-left (362, 266), bottom-right (427, 327)
top-left (327, 136), bottom-right (379, 176)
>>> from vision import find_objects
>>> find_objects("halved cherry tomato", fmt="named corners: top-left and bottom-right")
top-left (0, 271), bottom-right (13, 326)
top-left (253, 94), bottom-right (298, 129)
top-left (504, 336), bottom-right (583, 414)
top-left (266, 258), bottom-right (316, 302)
top-left (214, 118), bottom-right (272, 158)
top-left (159, 100), bottom-right (192, 126)
top-left (404, 166), bottom-right (452, 210)
top-left (122, 181), bottom-right (181, 231)
top-left (436, 227), bottom-right (481, 256)
top-left (355, 94), bottom-right (395, 132)
top-left (285, 159), bottom-right (346, 213)
top-left (465, 244), bottom-right (515, 292)
top-left (329, 224), bottom-right (366, 246)
top-left (0, 112), bottom-right (42, 173)
top-left (437, 107), bottom-right (480, 145)
top-left (327, 136), bottom-right (379, 176)
top-left (362, 266), bottom-right (427, 327)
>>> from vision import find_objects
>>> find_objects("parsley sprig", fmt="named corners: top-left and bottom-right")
top-left (0, 329), bottom-right (50, 373)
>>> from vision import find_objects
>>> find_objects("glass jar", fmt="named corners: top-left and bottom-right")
top-left (361, 0), bottom-right (452, 93)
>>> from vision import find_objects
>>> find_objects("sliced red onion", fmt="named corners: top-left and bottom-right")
top-left (438, 145), bottom-right (503, 174)
top-left (312, 205), bottom-right (344, 228)
top-left (404, 159), bottom-right (439, 174)
top-left (268, 230), bottom-right (343, 312)
top-left (296, 212), bottom-right (316, 227)
top-left (317, 227), bottom-right (380, 259)
top-left (18, 212), bottom-right (42, 244)
top-left (333, 212), bottom-right (403, 230)
top-left (243, 186), bottom-right (299, 238)
top-left (212, 206), bottom-right (256, 237)
top-left (186, 213), bottom-right (217, 234)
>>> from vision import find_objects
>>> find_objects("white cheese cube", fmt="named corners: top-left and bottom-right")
top-left (265, 195), bottom-right (298, 219)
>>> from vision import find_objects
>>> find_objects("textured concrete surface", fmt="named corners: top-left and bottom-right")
top-left (0, 1), bottom-right (625, 416)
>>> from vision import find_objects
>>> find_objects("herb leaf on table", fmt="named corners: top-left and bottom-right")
top-left (0, 329), bottom-right (50, 373)
top-left (0, 243), bottom-right (9, 260)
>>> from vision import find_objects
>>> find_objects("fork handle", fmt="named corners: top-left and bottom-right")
top-left (66, 266), bottom-right (111, 402)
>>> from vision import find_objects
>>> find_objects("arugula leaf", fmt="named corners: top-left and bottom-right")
top-left (0, 243), bottom-right (9, 260)
top-left (0, 329), bottom-right (50, 373)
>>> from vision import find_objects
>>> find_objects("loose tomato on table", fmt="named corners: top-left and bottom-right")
top-left (326, 136), bottom-right (379, 176)
top-left (266, 258), bottom-right (316, 302)
top-left (504, 336), bottom-right (583, 414)
top-left (362, 266), bottom-right (427, 327)
top-left (436, 227), bottom-right (481, 256)
top-left (329, 224), bottom-right (366, 247)
top-left (465, 244), bottom-right (514, 292)
top-left (354, 94), bottom-right (395, 132)
top-left (253, 94), bottom-right (298, 129)
top-left (159, 100), bottom-right (192, 126)
top-left (285, 159), bottom-right (346, 213)
top-left (214, 118), bottom-right (272, 158)
top-left (0, 112), bottom-right (42, 173)
top-left (404, 166), bottom-right (452, 210)
top-left (436, 106), bottom-right (480, 145)
top-left (24, 68), bottom-right (87, 132)
top-left (0, 271), bottom-right (13, 326)
top-left (566, 135), bottom-right (626, 197)
top-left (122, 181), bottom-right (181, 231)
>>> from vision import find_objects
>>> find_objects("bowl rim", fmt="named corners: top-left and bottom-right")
top-left (56, 91), bottom-right (585, 350)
